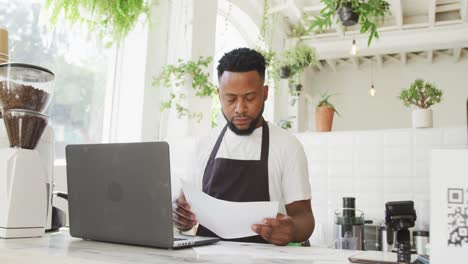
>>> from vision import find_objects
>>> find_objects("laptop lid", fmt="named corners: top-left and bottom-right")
top-left (65, 142), bottom-right (174, 248)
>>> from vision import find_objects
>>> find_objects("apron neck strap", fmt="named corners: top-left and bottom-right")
top-left (260, 120), bottom-right (269, 161)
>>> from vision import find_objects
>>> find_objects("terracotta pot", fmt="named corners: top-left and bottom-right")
top-left (315, 106), bottom-right (335, 132)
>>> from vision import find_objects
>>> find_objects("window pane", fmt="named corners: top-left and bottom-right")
top-left (214, 10), bottom-right (275, 126)
top-left (0, 1), bottom-right (115, 159)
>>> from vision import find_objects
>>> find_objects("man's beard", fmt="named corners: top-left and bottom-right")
top-left (222, 105), bottom-right (264, 136)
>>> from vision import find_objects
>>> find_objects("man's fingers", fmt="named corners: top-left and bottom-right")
top-left (270, 238), bottom-right (289, 246)
top-left (173, 211), bottom-right (196, 225)
top-left (276, 213), bottom-right (287, 219)
top-left (251, 224), bottom-right (273, 241)
top-left (175, 198), bottom-right (191, 210)
top-left (173, 191), bottom-right (196, 232)
top-left (180, 191), bottom-right (186, 201)
top-left (173, 205), bottom-right (196, 221)
top-left (174, 198), bottom-right (195, 218)
top-left (262, 218), bottom-right (281, 227)
top-left (172, 212), bottom-right (197, 230)
top-left (255, 214), bottom-right (295, 246)
top-left (173, 212), bottom-right (191, 226)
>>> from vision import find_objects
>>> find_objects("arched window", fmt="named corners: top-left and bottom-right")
top-left (213, 0), bottom-right (275, 127)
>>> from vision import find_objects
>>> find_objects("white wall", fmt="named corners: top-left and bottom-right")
top-left (295, 127), bottom-right (467, 246)
top-left (301, 56), bottom-right (468, 131)
top-left (158, 126), bottom-right (467, 246)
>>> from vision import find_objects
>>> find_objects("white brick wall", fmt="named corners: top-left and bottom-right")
top-left (295, 126), bottom-right (467, 245)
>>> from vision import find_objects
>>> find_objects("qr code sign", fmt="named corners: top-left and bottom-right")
top-left (447, 188), bottom-right (468, 246)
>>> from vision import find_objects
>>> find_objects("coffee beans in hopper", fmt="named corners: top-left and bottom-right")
top-left (2, 109), bottom-right (48, 150)
top-left (0, 80), bottom-right (50, 113)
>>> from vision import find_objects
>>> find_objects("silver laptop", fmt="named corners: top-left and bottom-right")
top-left (65, 142), bottom-right (219, 249)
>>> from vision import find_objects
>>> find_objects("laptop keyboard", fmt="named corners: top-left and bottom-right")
top-left (174, 237), bottom-right (186, 241)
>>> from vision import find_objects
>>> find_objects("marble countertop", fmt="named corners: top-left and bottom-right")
top-left (0, 229), bottom-right (359, 264)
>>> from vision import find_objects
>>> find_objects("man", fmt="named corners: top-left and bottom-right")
top-left (172, 48), bottom-right (314, 246)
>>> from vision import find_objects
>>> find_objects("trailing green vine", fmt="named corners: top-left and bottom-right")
top-left (260, 0), bottom-right (270, 42)
top-left (45, 0), bottom-right (156, 46)
top-left (152, 56), bottom-right (217, 122)
top-left (309, 0), bottom-right (391, 47)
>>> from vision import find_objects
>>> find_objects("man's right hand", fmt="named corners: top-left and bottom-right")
top-left (172, 191), bottom-right (197, 231)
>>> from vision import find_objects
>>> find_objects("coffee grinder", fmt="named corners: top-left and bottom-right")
top-left (334, 197), bottom-right (365, 250)
top-left (0, 63), bottom-right (55, 238)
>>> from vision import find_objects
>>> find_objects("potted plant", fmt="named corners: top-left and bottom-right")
top-left (277, 116), bottom-right (295, 130)
top-left (399, 79), bottom-right (443, 128)
top-left (280, 43), bottom-right (317, 79)
top-left (309, 0), bottom-right (391, 46)
top-left (255, 47), bottom-right (281, 85)
top-left (278, 43), bottom-right (317, 103)
top-left (337, 1), bottom-right (360, 26)
top-left (152, 56), bottom-right (217, 122)
top-left (279, 66), bottom-right (292, 79)
top-left (316, 92), bottom-right (340, 132)
top-left (45, 0), bottom-right (155, 45)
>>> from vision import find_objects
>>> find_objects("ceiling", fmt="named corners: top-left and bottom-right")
top-left (269, 0), bottom-right (468, 70)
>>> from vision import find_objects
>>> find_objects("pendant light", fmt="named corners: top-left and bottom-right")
top-left (369, 59), bottom-right (376, 97)
top-left (350, 38), bottom-right (358, 56)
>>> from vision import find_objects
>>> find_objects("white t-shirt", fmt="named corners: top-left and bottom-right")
top-left (184, 121), bottom-right (311, 214)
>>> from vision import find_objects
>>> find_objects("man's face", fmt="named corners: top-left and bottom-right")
top-left (218, 70), bottom-right (268, 135)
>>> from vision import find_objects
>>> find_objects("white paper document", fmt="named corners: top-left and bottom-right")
top-left (181, 180), bottom-right (278, 239)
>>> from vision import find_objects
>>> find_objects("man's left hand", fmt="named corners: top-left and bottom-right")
top-left (251, 213), bottom-right (296, 246)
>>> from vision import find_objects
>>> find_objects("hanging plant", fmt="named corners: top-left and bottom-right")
top-left (290, 14), bottom-right (313, 39)
top-left (255, 47), bottom-right (281, 86)
top-left (152, 56), bottom-right (217, 122)
top-left (45, 0), bottom-right (155, 46)
top-left (282, 43), bottom-right (317, 75)
top-left (259, 0), bottom-right (270, 42)
top-left (309, 0), bottom-right (391, 47)
top-left (255, 0), bottom-right (287, 86)
top-left (278, 43), bottom-right (317, 103)
top-left (277, 116), bottom-right (295, 130)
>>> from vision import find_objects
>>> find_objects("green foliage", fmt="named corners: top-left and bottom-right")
top-left (290, 15), bottom-right (310, 39)
top-left (278, 43), bottom-right (317, 102)
top-left (277, 116), bottom-right (295, 130)
top-left (289, 11), bottom-right (319, 40)
top-left (309, 0), bottom-right (391, 47)
top-left (317, 91), bottom-right (341, 116)
top-left (282, 43), bottom-right (317, 77)
top-left (255, 47), bottom-right (281, 85)
top-left (211, 95), bottom-right (221, 128)
top-left (45, 0), bottom-right (155, 46)
top-left (2, 1), bottom-right (110, 145)
top-left (256, 0), bottom-right (282, 86)
top-left (260, 0), bottom-right (270, 42)
top-left (152, 57), bottom-right (217, 122)
top-left (399, 79), bottom-right (443, 109)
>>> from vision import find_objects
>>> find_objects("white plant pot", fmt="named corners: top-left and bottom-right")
top-left (412, 108), bottom-right (433, 128)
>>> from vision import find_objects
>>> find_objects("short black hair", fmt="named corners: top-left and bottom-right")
top-left (217, 48), bottom-right (265, 81)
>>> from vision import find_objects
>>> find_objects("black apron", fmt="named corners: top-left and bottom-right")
top-left (196, 120), bottom-right (270, 243)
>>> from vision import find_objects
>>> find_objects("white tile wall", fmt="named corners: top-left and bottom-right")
top-left (442, 127), bottom-right (466, 145)
top-left (167, 126), bottom-right (467, 246)
top-left (295, 126), bottom-right (467, 245)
